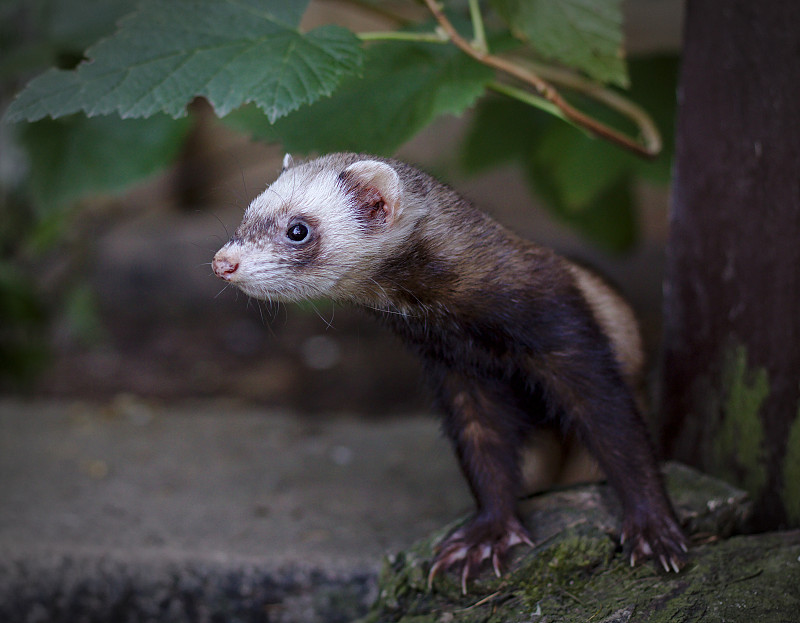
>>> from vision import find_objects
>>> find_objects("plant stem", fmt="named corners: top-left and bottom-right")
top-left (468, 0), bottom-right (488, 54)
top-left (510, 56), bottom-right (662, 154)
top-left (421, 0), bottom-right (661, 158)
top-left (486, 82), bottom-right (566, 122)
top-left (357, 30), bottom-right (447, 43)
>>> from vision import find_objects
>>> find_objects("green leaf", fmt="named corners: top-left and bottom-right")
top-left (18, 113), bottom-right (191, 213)
top-left (625, 55), bottom-right (680, 184)
top-left (461, 96), bottom-right (637, 251)
top-left (4, 0), bottom-right (363, 123)
top-left (33, 0), bottom-right (135, 51)
top-left (225, 39), bottom-right (494, 156)
top-left (489, 0), bottom-right (627, 87)
top-left (461, 55), bottom-right (679, 251)
top-left (532, 121), bottom-right (632, 212)
top-left (528, 164), bottom-right (637, 252)
top-left (459, 96), bottom-right (552, 173)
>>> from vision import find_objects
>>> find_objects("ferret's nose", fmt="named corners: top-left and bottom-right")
top-left (212, 252), bottom-right (240, 281)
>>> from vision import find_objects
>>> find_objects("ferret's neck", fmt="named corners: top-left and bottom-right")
top-left (363, 209), bottom-right (513, 315)
top-left (365, 234), bottom-right (459, 315)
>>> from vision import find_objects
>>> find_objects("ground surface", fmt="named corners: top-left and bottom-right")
top-left (0, 397), bottom-right (471, 621)
top-left (0, 398), bottom-right (470, 564)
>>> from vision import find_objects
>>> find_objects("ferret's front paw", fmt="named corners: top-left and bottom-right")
top-left (621, 511), bottom-right (689, 573)
top-left (427, 515), bottom-right (534, 594)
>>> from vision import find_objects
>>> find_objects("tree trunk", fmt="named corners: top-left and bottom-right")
top-left (661, 0), bottom-right (800, 529)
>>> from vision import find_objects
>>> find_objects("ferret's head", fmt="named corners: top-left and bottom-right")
top-left (212, 153), bottom-right (419, 303)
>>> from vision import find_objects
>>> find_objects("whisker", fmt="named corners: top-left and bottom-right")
top-left (238, 157), bottom-right (249, 200)
top-left (266, 184), bottom-right (286, 203)
top-left (308, 300), bottom-right (336, 331)
top-left (211, 211), bottom-right (230, 240)
top-left (254, 297), bottom-right (268, 327)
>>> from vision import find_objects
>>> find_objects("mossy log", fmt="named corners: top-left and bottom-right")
top-left (364, 463), bottom-right (800, 622)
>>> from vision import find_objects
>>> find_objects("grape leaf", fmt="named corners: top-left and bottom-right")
top-left (625, 55), bottom-right (680, 184)
top-left (31, 0), bottom-right (135, 52)
top-left (532, 121), bottom-right (632, 212)
top-left (19, 114), bottom-right (190, 213)
top-left (461, 96), bottom-right (636, 251)
top-left (225, 39), bottom-right (494, 156)
top-left (459, 96), bottom-right (552, 173)
top-left (489, 0), bottom-right (627, 87)
top-left (4, 0), bottom-right (363, 123)
top-left (531, 171), bottom-right (637, 252)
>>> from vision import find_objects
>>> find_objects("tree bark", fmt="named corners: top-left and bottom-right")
top-left (661, 0), bottom-right (800, 529)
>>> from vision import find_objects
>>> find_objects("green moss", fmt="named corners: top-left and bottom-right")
top-left (515, 527), bottom-right (615, 606)
top-left (368, 531), bottom-right (800, 622)
top-left (711, 342), bottom-right (769, 498)
top-left (366, 471), bottom-right (799, 622)
top-left (510, 528), bottom-right (685, 622)
top-left (782, 402), bottom-right (800, 525)
top-left (362, 522), bottom-right (619, 622)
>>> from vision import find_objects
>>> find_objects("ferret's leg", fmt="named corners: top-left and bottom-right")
top-left (526, 350), bottom-right (688, 571)
top-left (428, 367), bottom-right (534, 593)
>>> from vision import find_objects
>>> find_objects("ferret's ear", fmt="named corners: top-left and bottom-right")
top-left (340, 160), bottom-right (403, 225)
top-left (282, 153), bottom-right (294, 172)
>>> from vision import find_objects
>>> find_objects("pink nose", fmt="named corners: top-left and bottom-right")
top-left (212, 255), bottom-right (239, 280)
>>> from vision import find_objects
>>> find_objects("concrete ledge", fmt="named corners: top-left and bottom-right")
top-left (0, 545), bottom-right (374, 622)
top-left (0, 398), bottom-right (471, 621)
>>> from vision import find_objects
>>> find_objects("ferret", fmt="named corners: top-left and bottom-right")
top-left (212, 152), bottom-right (688, 592)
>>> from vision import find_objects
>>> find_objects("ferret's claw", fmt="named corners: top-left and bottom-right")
top-left (492, 551), bottom-right (502, 578)
top-left (518, 530), bottom-right (535, 548)
top-left (427, 516), bottom-right (533, 593)
top-left (427, 560), bottom-right (444, 590)
top-left (622, 512), bottom-right (689, 573)
top-left (460, 562), bottom-right (470, 595)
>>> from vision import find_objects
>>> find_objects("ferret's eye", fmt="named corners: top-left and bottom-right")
top-left (286, 221), bottom-right (310, 243)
